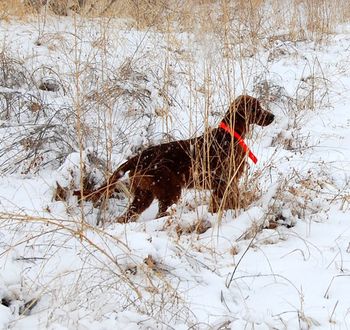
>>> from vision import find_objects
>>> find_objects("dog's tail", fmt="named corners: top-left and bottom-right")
top-left (73, 156), bottom-right (137, 203)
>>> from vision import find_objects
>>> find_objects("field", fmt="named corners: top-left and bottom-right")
top-left (1, 1), bottom-right (350, 329)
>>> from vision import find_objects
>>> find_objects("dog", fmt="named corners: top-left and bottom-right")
top-left (75, 95), bottom-right (274, 222)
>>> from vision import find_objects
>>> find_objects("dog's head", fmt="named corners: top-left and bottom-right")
top-left (223, 95), bottom-right (274, 129)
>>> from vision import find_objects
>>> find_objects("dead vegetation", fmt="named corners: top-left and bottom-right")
top-left (2, 1), bottom-right (350, 43)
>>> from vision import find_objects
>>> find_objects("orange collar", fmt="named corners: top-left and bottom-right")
top-left (219, 122), bottom-right (258, 164)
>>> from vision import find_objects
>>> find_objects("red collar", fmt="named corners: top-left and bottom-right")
top-left (219, 121), bottom-right (258, 164)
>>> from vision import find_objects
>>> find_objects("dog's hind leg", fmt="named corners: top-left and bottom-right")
top-left (156, 183), bottom-right (181, 218)
top-left (117, 188), bottom-right (154, 223)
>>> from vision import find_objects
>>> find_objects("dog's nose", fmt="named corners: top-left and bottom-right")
top-left (260, 112), bottom-right (275, 126)
top-left (267, 112), bottom-right (275, 124)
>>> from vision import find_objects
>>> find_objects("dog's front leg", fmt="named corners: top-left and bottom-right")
top-left (208, 195), bottom-right (220, 213)
top-left (208, 180), bottom-right (225, 213)
top-left (208, 180), bottom-right (240, 213)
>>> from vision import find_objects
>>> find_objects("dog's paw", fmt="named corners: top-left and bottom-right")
top-left (156, 211), bottom-right (170, 219)
top-left (208, 201), bottom-right (219, 214)
top-left (189, 219), bottom-right (212, 234)
top-left (116, 214), bottom-right (139, 223)
top-left (116, 215), bottom-right (129, 223)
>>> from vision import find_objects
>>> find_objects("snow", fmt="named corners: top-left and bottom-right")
top-left (0, 11), bottom-right (350, 330)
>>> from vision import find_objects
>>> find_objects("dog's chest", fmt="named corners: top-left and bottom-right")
top-left (192, 133), bottom-right (246, 172)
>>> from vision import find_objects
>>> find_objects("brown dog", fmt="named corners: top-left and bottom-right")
top-left (76, 95), bottom-right (274, 222)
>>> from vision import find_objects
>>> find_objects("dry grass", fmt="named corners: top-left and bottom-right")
top-left (2, 1), bottom-right (350, 42)
top-left (0, 0), bottom-right (29, 19)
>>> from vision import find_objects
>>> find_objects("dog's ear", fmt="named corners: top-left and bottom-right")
top-left (224, 95), bottom-right (255, 121)
top-left (236, 95), bottom-right (260, 114)
top-left (221, 95), bottom-right (274, 133)
top-left (236, 95), bottom-right (275, 126)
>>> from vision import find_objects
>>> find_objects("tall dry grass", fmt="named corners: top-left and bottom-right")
top-left (3, 1), bottom-right (350, 41)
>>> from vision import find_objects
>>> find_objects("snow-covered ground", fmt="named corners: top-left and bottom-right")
top-left (1, 13), bottom-right (350, 329)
